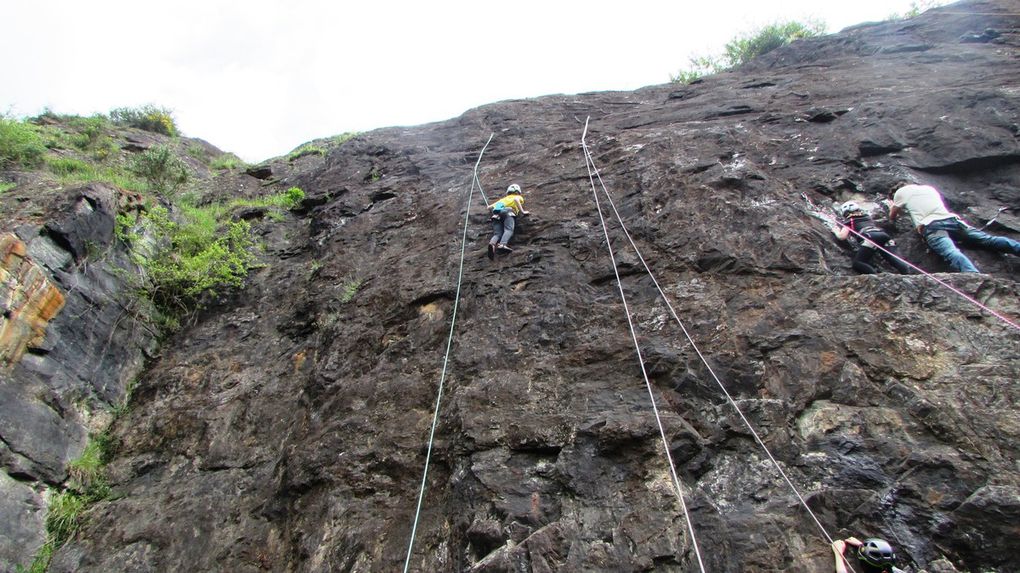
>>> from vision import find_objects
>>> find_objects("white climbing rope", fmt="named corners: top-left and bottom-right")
top-left (403, 134), bottom-right (493, 573)
top-left (805, 196), bottom-right (1020, 333)
top-left (581, 117), bottom-right (708, 573)
top-left (581, 117), bottom-right (862, 572)
top-left (473, 133), bottom-right (495, 208)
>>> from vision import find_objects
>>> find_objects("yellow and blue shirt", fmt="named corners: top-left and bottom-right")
top-left (490, 193), bottom-right (525, 216)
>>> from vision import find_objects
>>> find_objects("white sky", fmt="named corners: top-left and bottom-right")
top-left (2, 0), bottom-right (937, 162)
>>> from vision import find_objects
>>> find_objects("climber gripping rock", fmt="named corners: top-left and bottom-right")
top-left (831, 200), bottom-right (912, 274)
top-left (888, 182), bottom-right (1020, 273)
top-left (487, 183), bottom-right (530, 259)
top-left (832, 537), bottom-right (905, 573)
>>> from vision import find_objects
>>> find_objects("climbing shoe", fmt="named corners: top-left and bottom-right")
top-left (487, 243), bottom-right (496, 260)
top-left (496, 244), bottom-right (513, 254)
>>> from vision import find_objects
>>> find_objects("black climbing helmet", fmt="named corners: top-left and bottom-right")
top-left (858, 538), bottom-right (896, 568)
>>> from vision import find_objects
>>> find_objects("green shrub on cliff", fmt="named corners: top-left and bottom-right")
top-left (277, 186), bottom-right (305, 208)
top-left (130, 145), bottom-right (190, 198)
top-left (671, 20), bottom-right (825, 83)
top-left (724, 20), bottom-right (824, 66)
top-left (141, 204), bottom-right (259, 315)
top-left (114, 187), bottom-right (300, 329)
top-left (0, 116), bottom-right (47, 168)
top-left (110, 105), bottom-right (179, 136)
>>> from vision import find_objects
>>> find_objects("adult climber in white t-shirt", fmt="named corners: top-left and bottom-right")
top-left (888, 183), bottom-right (1020, 273)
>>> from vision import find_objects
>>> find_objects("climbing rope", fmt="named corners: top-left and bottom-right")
top-left (403, 135), bottom-right (492, 573)
top-left (581, 118), bottom-right (708, 573)
top-left (978, 207), bottom-right (1008, 230)
top-left (473, 133), bottom-right (494, 208)
top-left (803, 195), bottom-right (1020, 333)
top-left (582, 117), bottom-right (861, 572)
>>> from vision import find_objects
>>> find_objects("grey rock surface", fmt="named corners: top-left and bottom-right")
top-left (0, 184), bottom-right (161, 568)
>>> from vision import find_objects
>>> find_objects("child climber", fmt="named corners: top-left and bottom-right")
top-left (488, 184), bottom-right (530, 258)
top-left (832, 201), bottom-right (912, 274)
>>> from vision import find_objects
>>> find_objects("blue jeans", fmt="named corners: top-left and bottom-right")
top-left (923, 218), bottom-right (1020, 273)
top-left (490, 211), bottom-right (516, 245)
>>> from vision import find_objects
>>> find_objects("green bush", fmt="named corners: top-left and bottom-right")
top-left (0, 117), bottom-right (46, 168)
top-left (140, 205), bottom-right (259, 314)
top-left (65, 115), bottom-right (117, 160)
top-left (67, 115), bottom-right (109, 148)
top-left (110, 105), bottom-right (178, 136)
top-left (130, 145), bottom-right (189, 198)
top-left (724, 20), bottom-right (824, 67)
top-left (672, 20), bottom-right (824, 83)
top-left (285, 186), bottom-right (305, 206)
top-left (116, 189), bottom-right (303, 322)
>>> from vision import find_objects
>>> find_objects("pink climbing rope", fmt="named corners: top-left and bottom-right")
top-left (819, 206), bottom-right (1020, 333)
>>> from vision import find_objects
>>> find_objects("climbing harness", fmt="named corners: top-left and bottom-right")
top-left (584, 118), bottom-right (860, 573)
top-left (403, 134), bottom-right (493, 573)
top-left (803, 194), bottom-right (1020, 333)
top-left (582, 118), bottom-right (707, 573)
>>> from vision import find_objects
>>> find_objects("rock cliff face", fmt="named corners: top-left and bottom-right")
top-left (32, 1), bottom-right (1020, 571)
top-left (0, 180), bottom-right (161, 570)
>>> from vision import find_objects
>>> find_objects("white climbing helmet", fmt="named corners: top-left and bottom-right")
top-left (507, 184), bottom-right (522, 195)
top-left (839, 201), bottom-right (863, 217)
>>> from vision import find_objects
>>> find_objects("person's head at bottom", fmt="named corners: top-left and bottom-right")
top-left (857, 538), bottom-right (897, 573)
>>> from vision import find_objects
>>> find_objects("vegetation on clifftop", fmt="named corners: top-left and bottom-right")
top-left (671, 20), bottom-right (825, 84)
top-left (1, 107), bottom-right (306, 328)
top-left (670, 1), bottom-right (949, 85)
